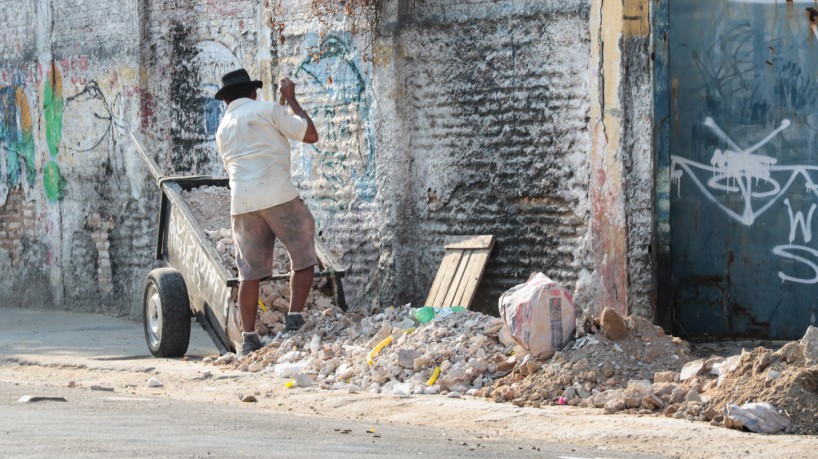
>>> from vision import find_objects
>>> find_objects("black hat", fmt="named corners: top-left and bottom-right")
top-left (214, 68), bottom-right (263, 101)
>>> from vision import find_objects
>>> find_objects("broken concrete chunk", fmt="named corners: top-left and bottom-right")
top-left (498, 325), bottom-right (515, 347)
top-left (775, 341), bottom-right (805, 365)
top-left (679, 359), bottom-right (704, 381)
top-left (685, 389), bottom-right (702, 403)
top-left (600, 307), bottom-right (629, 341)
top-left (604, 397), bottom-right (626, 414)
top-left (653, 370), bottom-right (678, 383)
top-left (641, 393), bottom-right (665, 410)
top-left (593, 389), bottom-right (624, 408)
top-left (669, 387), bottom-right (687, 405)
top-left (398, 349), bottom-right (420, 369)
top-left (652, 382), bottom-right (677, 399)
top-left (800, 325), bottom-right (818, 365)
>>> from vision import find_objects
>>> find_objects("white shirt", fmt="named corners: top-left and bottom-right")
top-left (216, 98), bottom-right (308, 215)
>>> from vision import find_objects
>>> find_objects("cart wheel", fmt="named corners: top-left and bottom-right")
top-left (143, 268), bottom-right (191, 357)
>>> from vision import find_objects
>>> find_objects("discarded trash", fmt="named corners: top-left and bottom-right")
top-left (367, 336), bottom-right (393, 365)
top-left (90, 385), bottom-right (114, 392)
top-left (147, 377), bottom-right (164, 388)
top-left (724, 402), bottom-right (790, 434)
top-left (414, 306), bottom-right (465, 324)
top-left (274, 359), bottom-right (312, 378)
top-left (498, 272), bottom-right (576, 358)
top-left (427, 366), bottom-right (441, 386)
top-left (18, 395), bottom-right (67, 403)
top-left (240, 395), bottom-right (257, 403)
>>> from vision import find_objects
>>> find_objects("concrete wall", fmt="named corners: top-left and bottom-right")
top-left (0, 0), bottom-right (150, 315)
top-left (0, 0), bottom-right (657, 321)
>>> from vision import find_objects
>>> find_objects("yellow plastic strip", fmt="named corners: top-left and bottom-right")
top-left (366, 336), bottom-right (393, 365)
top-left (426, 366), bottom-right (441, 386)
top-left (258, 299), bottom-right (269, 313)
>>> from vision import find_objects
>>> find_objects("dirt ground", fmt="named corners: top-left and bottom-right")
top-left (1, 308), bottom-right (817, 459)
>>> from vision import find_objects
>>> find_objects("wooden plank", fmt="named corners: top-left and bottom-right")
top-left (426, 250), bottom-right (463, 307)
top-left (424, 250), bottom-right (460, 306)
top-left (450, 250), bottom-right (477, 307)
top-left (455, 248), bottom-right (492, 309)
top-left (444, 235), bottom-right (495, 250)
top-left (443, 251), bottom-right (472, 307)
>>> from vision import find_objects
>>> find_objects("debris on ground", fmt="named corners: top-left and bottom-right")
top-left (230, 304), bottom-right (514, 397)
top-left (185, 186), bottom-right (818, 435)
top-left (483, 307), bottom-right (693, 410)
top-left (18, 395), bottom-right (68, 403)
top-left (696, 329), bottom-right (818, 435)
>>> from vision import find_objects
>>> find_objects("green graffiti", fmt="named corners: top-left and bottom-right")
top-left (43, 160), bottom-right (66, 202)
top-left (43, 63), bottom-right (66, 201)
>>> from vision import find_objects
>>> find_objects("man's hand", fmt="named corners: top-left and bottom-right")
top-left (278, 76), bottom-right (318, 144)
top-left (279, 77), bottom-right (296, 103)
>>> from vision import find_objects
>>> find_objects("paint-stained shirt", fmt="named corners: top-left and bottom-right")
top-left (216, 98), bottom-right (308, 215)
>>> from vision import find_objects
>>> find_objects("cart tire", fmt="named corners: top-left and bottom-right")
top-left (143, 268), bottom-right (191, 357)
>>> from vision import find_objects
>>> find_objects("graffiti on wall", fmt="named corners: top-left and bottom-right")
top-left (168, 22), bottom-right (242, 174)
top-left (671, 118), bottom-right (818, 285)
top-left (294, 34), bottom-right (376, 212)
top-left (0, 82), bottom-right (35, 205)
top-left (43, 62), bottom-right (67, 202)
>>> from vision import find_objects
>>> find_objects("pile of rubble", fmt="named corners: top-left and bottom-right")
top-left (485, 308), bottom-right (818, 434)
top-left (667, 327), bottom-right (818, 435)
top-left (483, 307), bottom-right (693, 409)
top-left (183, 186), bottom-right (818, 435)
top-left (234, 304), bottom-right (517, 396)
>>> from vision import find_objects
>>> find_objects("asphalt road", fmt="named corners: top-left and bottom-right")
top-left (1, 380), bottom-right (641, 458)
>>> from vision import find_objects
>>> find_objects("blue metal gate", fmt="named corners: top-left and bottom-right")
top-left (661, 0), bottom-right (818, 339)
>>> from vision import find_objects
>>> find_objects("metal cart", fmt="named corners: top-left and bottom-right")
top-left (131, 132), bottom-right (346, 356)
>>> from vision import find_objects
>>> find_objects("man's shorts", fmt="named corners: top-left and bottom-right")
top-left (231, 197), bottom-right (318, 281)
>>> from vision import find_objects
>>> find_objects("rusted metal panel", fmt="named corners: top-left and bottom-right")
top-left (666, 0), bottom-right (818, 339)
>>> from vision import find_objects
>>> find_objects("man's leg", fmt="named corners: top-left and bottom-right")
top-left (289, 267), bottom-right (313, 313)
top-left (238, 279), bottom-right (260, 332)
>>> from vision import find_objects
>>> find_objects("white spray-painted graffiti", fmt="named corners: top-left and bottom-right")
top-left (671, 118), bottom-right (818, 284)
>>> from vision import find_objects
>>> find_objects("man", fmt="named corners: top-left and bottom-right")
top-left (214, 68), bottom-right (319, 357)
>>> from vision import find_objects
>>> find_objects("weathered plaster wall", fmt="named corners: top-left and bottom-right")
top-left (1, 0), bottom-right (656, 321)
top-left (392, 1), bottom-right (593, 314)
top-left (0, 0), bottom-right (152, 315)
top-left (582, 0), bottom-right (655, 318)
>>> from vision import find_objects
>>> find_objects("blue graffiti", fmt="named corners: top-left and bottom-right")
top-left (0, 84), bottom-right (36, 191)
top-left (295, 34), bottom-right (377, 208)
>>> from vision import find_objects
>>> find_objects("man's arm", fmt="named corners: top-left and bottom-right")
top-left (279, 77), bottom-right (318, 144)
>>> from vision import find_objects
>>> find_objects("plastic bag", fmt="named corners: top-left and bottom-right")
top-left (498, 272), bottom-right (576, 358)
